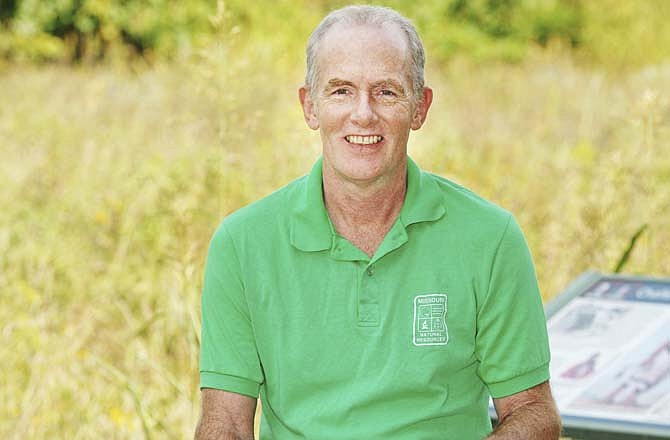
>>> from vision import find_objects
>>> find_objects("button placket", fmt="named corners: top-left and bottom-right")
top-left (358, 261), bottom-right (380, 327)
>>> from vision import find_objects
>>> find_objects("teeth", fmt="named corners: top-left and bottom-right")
top-left (346, 135), bottom-right (383, 145)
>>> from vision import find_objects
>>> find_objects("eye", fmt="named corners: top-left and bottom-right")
top-left (332, 88), bottom-right (349, 95)
top-left (381, 89), bottom-right (397, 97)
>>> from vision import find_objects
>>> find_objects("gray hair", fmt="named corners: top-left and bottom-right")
top-left (305, 5), bottom-right (426, 102)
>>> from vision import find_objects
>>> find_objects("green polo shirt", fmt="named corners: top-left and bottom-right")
top-left (200, 157), bottom-right (550, 439)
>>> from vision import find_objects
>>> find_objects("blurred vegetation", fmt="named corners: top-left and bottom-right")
top-left (0, 0), bottom-right (215, 62)
top-left (1, 1), bottom-right (669, 438)
top-left (1, 0), bottom-right (669, 67)
top-left (2, 54), bottom-right (669, 439)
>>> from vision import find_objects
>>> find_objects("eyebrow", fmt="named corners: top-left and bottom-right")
top-left (373, 79), bottom-right (406, 94)
top-left (324, 78), bottom-right (355, 90)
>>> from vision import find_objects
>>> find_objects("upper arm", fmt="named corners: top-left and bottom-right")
top-left (198, 225), bottom-right (263, 438)
top-left (195, 388), bottom-right (257, 440)
top-left (476, 216), bottom-right (551, 396)
top-left (492, 380), bottom-right (557, 423)
top-left (200, 225), bottom-right (264, 396)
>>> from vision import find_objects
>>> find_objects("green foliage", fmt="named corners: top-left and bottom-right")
top-left (1, 0), bottom-right (216, 62)
top-left (0, 0), bottom-right (18, 23)
top-left (0, 0), bottom-right (668, 67)
top-left (450, 0), bottom-right (582, 45)
top-left (407, 0), bottom-right (582, 63)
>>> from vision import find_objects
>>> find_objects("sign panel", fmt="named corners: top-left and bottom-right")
top-left (546, 272), bottom-right (670, 437)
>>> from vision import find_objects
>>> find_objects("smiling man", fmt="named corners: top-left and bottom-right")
top-left (196, 5), bottom-right (561, 440)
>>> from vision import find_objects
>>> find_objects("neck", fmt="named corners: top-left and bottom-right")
top-left (322, 160), bottom-right (407, 256)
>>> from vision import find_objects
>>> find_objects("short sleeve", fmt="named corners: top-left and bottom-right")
top-left (475, 215), bottom-right (551, 398)
top-left (199, 224), bottom-right (264, 398)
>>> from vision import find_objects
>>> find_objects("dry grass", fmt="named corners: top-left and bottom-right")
top-left (1, 50), bottom-right (668, 437)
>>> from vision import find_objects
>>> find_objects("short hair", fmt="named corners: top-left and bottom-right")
top-left (305, 5), bottom-right (426, 102)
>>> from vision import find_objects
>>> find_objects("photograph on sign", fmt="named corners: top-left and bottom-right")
top-left (546, 275), bottom-right (670, 431)
top-left (568, 324), bottom-right (670, 424)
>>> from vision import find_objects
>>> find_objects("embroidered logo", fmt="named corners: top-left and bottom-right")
top-left (413, 294), bottom-right (448, 346)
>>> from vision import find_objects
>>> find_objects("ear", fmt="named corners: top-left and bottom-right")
top-left (299, 86), bottom-right (319, 130)
top-left (410, 87), bottom-right (433, 130)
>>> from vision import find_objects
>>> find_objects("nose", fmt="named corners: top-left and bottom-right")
top-left (350, 92), bottom-right (377, 127)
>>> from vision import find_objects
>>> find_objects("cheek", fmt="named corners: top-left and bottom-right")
top-left (319, 107), bottom-right (348, 132)
top-left (385, 109), bottom-right (414, 131)
top-left (320, 118), bottom-right (340, 136)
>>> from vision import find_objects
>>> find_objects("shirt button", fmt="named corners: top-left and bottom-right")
top-left (366, 267), bottom-right (374, 276)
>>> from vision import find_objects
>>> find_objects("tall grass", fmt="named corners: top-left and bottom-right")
top-left (1, 48), bottom-right (668, 437)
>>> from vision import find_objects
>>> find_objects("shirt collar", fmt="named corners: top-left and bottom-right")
top-left (290, 158), bottom-right (332, 252)
top-left (289, 156), bottom-right (446, 252)
top-left (399, 156), bottom-right (447, 227)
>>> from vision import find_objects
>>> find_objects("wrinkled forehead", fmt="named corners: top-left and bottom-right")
top-left (320, 21), bottom-right (410, 57)
top-left (315, 23), bottom-right (412, 80)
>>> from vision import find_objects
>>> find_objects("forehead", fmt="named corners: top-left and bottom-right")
top-left (316, 23), bottom-right (410, 85)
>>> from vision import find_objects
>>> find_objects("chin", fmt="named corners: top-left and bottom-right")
top-left (337, 161), bottom-right (387, 183)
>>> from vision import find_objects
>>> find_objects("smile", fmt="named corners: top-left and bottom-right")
top-left (345, 135), bottom-right (384, 145)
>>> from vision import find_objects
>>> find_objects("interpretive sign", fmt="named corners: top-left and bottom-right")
top-left (546, 271), bottom-right (670, 439)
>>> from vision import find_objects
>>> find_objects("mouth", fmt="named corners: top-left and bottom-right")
top-left (345, 135), bottom-right (384, 145)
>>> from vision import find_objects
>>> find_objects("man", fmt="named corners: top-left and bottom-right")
top-left (196, 5), bottom-right (561, 440)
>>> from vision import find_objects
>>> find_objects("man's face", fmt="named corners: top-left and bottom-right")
top-left (299, 24), bottom-right (432, 186)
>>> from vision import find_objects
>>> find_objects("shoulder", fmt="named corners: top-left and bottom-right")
top-left (211, 174), bottom-right (307, 243)
top-left (425, 171), bottom-right (513, 232)
top-left (417, 171), bottom-right (533, 281)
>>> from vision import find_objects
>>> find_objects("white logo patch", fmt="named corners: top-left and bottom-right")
top-left (413, 294), bottom-right (448, 346)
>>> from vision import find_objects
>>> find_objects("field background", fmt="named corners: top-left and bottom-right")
top-left (1, 0), bottom-right (669, 438)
